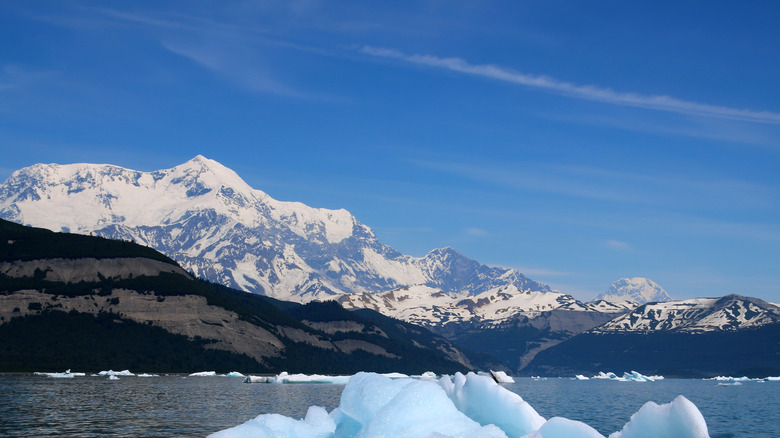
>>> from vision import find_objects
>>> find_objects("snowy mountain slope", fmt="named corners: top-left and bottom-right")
top-left (337, 284), bottom-right (629, 328)
top-left (591, 294), bottom-right (780, 333)
top-left (0, 156), bottom-right (556, 311)
top-left (594, 277), bottom-right (671, 305)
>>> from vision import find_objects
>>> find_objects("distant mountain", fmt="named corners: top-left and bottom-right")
top-left (594, 277), bottom-right (670, 305)
top-left (592, 294), bottom-right (780, 333)
top-left (0, 156), bottom-right (552, 307)
top-left (0, 219), bottom-right (481, 374)
top-left (523, 294), bottom-right (780, 378)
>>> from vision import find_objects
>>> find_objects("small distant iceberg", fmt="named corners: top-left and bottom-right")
top-left (226, 371), bottom-right (245, 378)
top-left (244, 371), bottom-right (351, 384)
top-left (765, 376), bottom-right (780, 381)
top-left (591, 371), bottom-right (661, 382)
top-left (243, 371), bottom-right (425, 384)
top-left (36, 369), bottom-right (85, 379)
top-left (574, 374), bottom-right (590, 380)
top-left (211, 372), bottom-right (710, 438)
top-left (189, 371), bottom-right (218, 377)
top-left (137, 373), bottom-right (159, 377)
top-left (108, 375), bottom-right (120, 381)
top-left (98, 370), bottom-right (135, 377)
top-left (489, 370), bottom-right (515, 383)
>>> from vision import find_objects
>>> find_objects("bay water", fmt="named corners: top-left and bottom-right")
top-left (0, 374), bottom-right (776, 437)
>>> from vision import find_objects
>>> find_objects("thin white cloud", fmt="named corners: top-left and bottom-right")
top-left (361, 46), bottom-right (780, 125)
top-left (605, 240), bottom-right (633, 252)
top-left (464, 227), bottom-right (487, 237)
top-left (163, 42), bottom-right (305, 98)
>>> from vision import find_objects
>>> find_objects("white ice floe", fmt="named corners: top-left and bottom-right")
top-left (489, 370), bottom-right (515, 383)
top-left (108, 375), bottom-right (120, 380)
top-left (189, 371), bottom-right (218, 377)
top-left (36, 369), bottom-right (86, 378)
top-left (591, 371), bottom-right (661, 382)
top-left (210, 372), bottom-right (710, 438)
top-left (575, 374), bottom-right (590, 380)
top-left (244, 372), bottom-right (351, 385)
top-left (137, 373), bottom-right (159, 377)
top-left (765, 376), bottom-right (780, 381)
top-left (98, 370), bottom-right (135, 376)
top-left (243, 371), bottom-right (419, 385)
top-left (227, 371), bottom-right (245, 378)
top-left (706, 376), bottom-right (750, 382)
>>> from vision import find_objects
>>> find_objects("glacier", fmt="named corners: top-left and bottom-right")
top-left (209, 372), bottom-right (709, 438)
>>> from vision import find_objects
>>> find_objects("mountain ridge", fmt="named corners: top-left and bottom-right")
top-left (0, 156), bottom-right (563, 309)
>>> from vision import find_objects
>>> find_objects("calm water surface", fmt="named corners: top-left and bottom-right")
top-left (0, 374), bottom-right (777, 437)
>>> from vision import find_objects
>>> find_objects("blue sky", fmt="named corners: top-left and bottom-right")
top-left (1, 1), bottom-right (779, 302)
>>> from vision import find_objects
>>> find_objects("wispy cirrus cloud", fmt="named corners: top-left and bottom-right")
top-left (163, 42), bottom-right (305, 98)
top-left (605, 239), bottom-right (633, 252)
top-left (361, 46), bottom-right (780, 125)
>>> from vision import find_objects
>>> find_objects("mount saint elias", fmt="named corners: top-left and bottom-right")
top-left (0, 156), bottom-right (591, 321)
top-left (2, 156), bottom-right (779, 375)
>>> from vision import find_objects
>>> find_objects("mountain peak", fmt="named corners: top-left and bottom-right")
top-left (595, 277), bottom-right (670, 305)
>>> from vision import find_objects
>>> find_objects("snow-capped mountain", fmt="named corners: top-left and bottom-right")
top-left (338, 285), bottom-right (630, 328)
top-left (0, 156), bottom-right (557, 310)
top-left (594, 277), bottom-right (670, 305)
top-left (591, 294), bottom-right (780, 333)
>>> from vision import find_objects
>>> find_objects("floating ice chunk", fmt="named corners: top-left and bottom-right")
top-left (137, 373), bottom-right (159, 377)
top-left (417, 371), bottom-right (438, 380)
top-left (440, 372), bottom-right (546, 437)
top-left (575, 374), bottom-right (590, 380)
top-left (262, 372), bottom-right (351, 384)
top-left (244, 375), bottom-right (272, 383)
top-left (490, 370), bottom-right (515, 383)
top-left (227, 371), bottom-right (245, 378)
top-left (242, 372), bottom-right (352, 384)
top-left (766, 376), bottom-right (780, 381)
top-left (622, 371), bottom-right (654, 382)
top-left (522, 417), bottom-right (605, 438)
top-left (592, 372), bottom-right (619, 380)
top-left (211, 372), bottom-right (711, 438)
top-left (337, 372), bottom-right (415, 427)
top-left (38, 369), bottom-right (85, 378)
top-left (189, 371), bottom-right (218, 377)
top-left (108, 375), bottom-right (119, 380)
top-left (706, 376), bottom-right (749, 382)
top-left (352, 378), bottom-right (505, 438)
top-left (98, 370), bottom-right (135, 376)
top-left (209, 406), bottom-right (335, 438)
top-left (608, 395), bottom-right (709, 438)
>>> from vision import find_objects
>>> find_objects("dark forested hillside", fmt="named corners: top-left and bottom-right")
top-left (0, 219), bottom-right (481, 374)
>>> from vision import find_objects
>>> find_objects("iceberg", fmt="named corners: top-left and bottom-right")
top-left (36, 369), bottom-right (85, 378)
top-left (590, 371), bottom-right (662, 382)
top-left (243, 372), bottom-right (353, 385)
top-left (98, 369), bottom-right (135, 376)
top-left (108, 375), bottom-right (120, 380)
top-left (227, 371), bottom-right (245, 378)
top-left (210, 372), bottom-right (710, 438)
top-left (137, 373), bottom-right (159, 377)
top-left (489, 370), bottom-right (515, 383)
top-left (575, 374), bottom-right (590, 380)
top-left (189, 371), bottom-right (218, 377)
